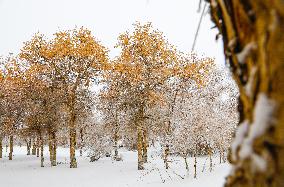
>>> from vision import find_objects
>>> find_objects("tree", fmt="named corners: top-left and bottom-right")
top-left (207, 0), bottom-right (284, 186)
top-left (20, 28), bottom-right (108, 168)
top-left (113, 22), bottom-right (180, 170)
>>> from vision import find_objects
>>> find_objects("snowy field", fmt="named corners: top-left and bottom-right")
top-left (0, 146), bottom-right (230, 187)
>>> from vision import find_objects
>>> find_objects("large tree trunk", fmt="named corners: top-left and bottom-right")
top-left (207, 0), bottom-right (284, 186)
top-left (9, 135), bottom-right (13, 160)
top-left (26, 138), bottom-right (31, 155)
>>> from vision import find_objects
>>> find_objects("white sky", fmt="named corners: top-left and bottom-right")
top-left (0, 0), bottom-right (224, 65)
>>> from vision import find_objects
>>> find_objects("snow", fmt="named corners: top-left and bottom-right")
top-left (251, 153), bottom-right (266, 172)
top-left (233, 94), bottom-right (275, 172)
top-left (0, 146), bottom-right (230, 187)
top-left (249, 94), bottom-right (275, 140)
top-left (245, 66), bottom-right (257, 97)
top-left (236, 42), bottom-right (257, 64)
top-left (231, 120), bottom-right (248, 161)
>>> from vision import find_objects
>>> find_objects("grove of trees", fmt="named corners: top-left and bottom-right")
top-left (0, 22), bottom-right (238, 178)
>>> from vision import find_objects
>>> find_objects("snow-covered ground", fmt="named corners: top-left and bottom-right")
top-left (0, 146), bottom-right (230, 187)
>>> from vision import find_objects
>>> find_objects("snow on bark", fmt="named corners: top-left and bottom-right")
top-left (231, 120), bottom-right (249, 162)
top-left (234, 93), bottom-right (275, 171)
top-left (245, 66), bottom-right (257, 97)
top-left (236, 42), bottom-right (257, 64)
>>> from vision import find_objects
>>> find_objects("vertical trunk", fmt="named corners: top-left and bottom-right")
top-left (194, 155), bottom-right (197, 179)
top-left (26, 140), bottom-right (30, 155)
top-left (51, 131), bottom-right (57, 166)
top-left (164, 121), bottom-right (171, 169)
top-left (220, 151), bottom-right (222, 164)
top-left (69, 109), bottom-right (77, 168)
top-left (36, 137), bottom-right (40, 157)
top-left (9, 136), bottom-right (13, 160)
top-left (48, 130), bottom-right (57, 166)
top-left (0, 136), bottom-right (2, 159)
top-left (164, 145), bottom-right (170, 169)
top-left (137, 127), bottom-right (144, 170)
top-left (39, 132), bottom-right (44, 167)
top-left (113, 127), bottom-right (119, 160)
top-left (142, 129), bottom-right (148, 163)
top-left (48, 131), bottom-right (53, 164)
top-left (32, 138), bottom-right (36, 155)
top-left (184, 156), bottom-right (189, 176)
top-left (27, 139), bottom-right (31, 155)
top-left (68, 91), bottom-right (77, 168)
top-left (209, 148), bottom-right (213, 172)
top-left (79, 128), bottom-right (84, 157)
top-left (208, 1), bottom-right (284, 186)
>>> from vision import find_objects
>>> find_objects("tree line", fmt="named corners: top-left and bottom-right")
top-left (0, 22), bottom-right (238, 173)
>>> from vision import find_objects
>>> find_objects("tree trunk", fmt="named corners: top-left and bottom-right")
top-left (26, 139), bottom-right (31, 155)
top-left (164, 145), bottom-right (170, 169)
top-left (39, 132), bottom-right (44, 167)
top-left (194, 155), bottom-right (197, 179)
top-left (164, 120), bottom-right (171, 169)
top-left (48, 130), bottom-right (57, 166)
top-left (0, 136), bottom-right (2, 159)
top-left (36, 137), bottom-right (40, 157)
top-left (51, 131), bottom-right (57, 166)
top-left (209, 148), bottom-right (213, 172)
top-left (137, 127), bottom-right (144, 170)
top-left (142, 129), bottom-right (148, 163)
top-left (208, 0), bottom-right (284, 186)
top-left (32, 138), bottom-right (36, 155)
top-left (9, 136), bottom-right (13, 160)
top-left (113, 126), bottom-right (119, 160)
top-left (69, 108), bottom-right (77, 168)
top-left (184, 156), bottom-right (189, 176)
top-left (79, 128), bottom-right (84, 157)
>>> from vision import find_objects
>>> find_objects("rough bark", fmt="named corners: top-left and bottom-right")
top-left (9, 136), bottom-right (13, 160)
top-left (207, 0), bottom-right (284, 186)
